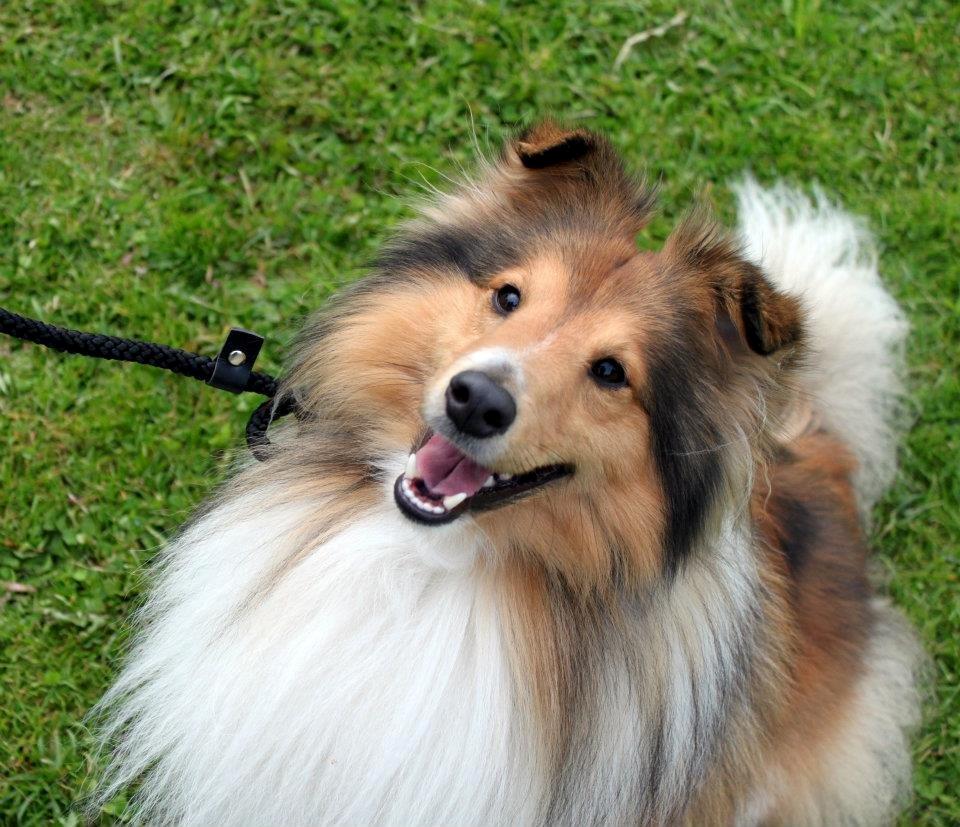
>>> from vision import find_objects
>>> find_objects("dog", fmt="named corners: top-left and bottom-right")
top-left (94, 122), bottom-right (922, 825)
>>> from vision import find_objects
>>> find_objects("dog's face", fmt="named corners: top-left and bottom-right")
top-left (292, 123), bottom-right (802, 587)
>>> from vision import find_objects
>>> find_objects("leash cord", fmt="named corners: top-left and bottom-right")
top-left (0, 306), bottom-right (294, 460)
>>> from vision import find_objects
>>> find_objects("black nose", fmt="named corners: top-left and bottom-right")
top-left (445, 370), bottom-right (517, 438)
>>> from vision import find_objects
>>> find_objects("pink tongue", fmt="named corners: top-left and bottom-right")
top-left (415, 434), bottom-right (492, 498)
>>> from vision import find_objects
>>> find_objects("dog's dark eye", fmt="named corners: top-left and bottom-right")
top-left (590, 358), bottom-right (627, 388)
top-left (492, 284), bottom-right (521, 315)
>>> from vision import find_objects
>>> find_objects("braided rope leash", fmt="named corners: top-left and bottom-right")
top-left (0, 306), bottom-right (296, 460)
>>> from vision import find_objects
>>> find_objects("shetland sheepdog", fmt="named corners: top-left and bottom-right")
top-left (94, 122), bottom-right (922, 825)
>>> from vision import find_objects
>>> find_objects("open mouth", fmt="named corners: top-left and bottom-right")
top-left (393, 433), bottom-right (573, 526)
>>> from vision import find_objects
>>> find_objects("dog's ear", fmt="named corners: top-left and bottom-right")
top-left (505, 120), bottom-right (656, 235)
top-left (732, 268), bottom-right (802, 355)
top-left (666, 213), bottom-right (802, 356)
top-left (513, 121), bottom-right (597, 169)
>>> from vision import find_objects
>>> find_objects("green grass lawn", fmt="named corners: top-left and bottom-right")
top-left (1, 1), bottom-right (957, 823)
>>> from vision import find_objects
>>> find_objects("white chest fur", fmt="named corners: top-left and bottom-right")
top-left (98, 493), bottom-right (548, 826)
top-left (98, 468), bottom-right (764, 827)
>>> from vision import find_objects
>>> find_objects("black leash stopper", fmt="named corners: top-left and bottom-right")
top-left (207, 328), bottom-right (265, 393)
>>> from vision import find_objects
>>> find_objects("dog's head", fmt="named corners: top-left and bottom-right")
top-left (290, 122), bottom-right (803, 588)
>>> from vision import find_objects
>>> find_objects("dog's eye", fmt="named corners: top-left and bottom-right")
top-left (492, 284), bottom-right (521, 315)
top-left (590, 358), bottom-right (627, 388)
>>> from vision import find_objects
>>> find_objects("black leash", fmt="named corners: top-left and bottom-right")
top-left (0, 306), bottom-right (296, 460)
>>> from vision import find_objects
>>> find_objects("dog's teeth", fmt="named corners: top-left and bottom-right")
top-left (500, 472), bottom-right (513, 481)
top-left (443, 493), bottom-right (467, 510)
top-left (405, 453), bottom-right (418, 479)
top-left (482, 476), bottom-right (495, 489)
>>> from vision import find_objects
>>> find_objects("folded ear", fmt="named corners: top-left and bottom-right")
top-left (504, 120), bottom-right (656, 235)
top-left (514, 121), bottom-right (597, 169)
top-left (734, 266), bottom-right (802, 355)
top-left (666, 214), bottom-right (802, 356)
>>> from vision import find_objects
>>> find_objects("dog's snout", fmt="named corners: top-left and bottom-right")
top-left (445, 370), bottom-right (517, 438)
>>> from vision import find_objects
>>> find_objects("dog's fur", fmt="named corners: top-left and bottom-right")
top-left (94, 123), bottom-right (921, 825)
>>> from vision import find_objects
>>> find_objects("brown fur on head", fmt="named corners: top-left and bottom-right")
top-left (286, 121), bottom-right (804, 592)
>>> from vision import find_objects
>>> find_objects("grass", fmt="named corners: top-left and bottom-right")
top-left (0, 0), bottom-right (956, 822)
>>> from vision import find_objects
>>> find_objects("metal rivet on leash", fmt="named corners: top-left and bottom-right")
top-left (0, 306), bottom-right (300, 460)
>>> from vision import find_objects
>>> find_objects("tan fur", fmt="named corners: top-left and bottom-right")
top-left (747, 432), bottom-right (882, 823)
